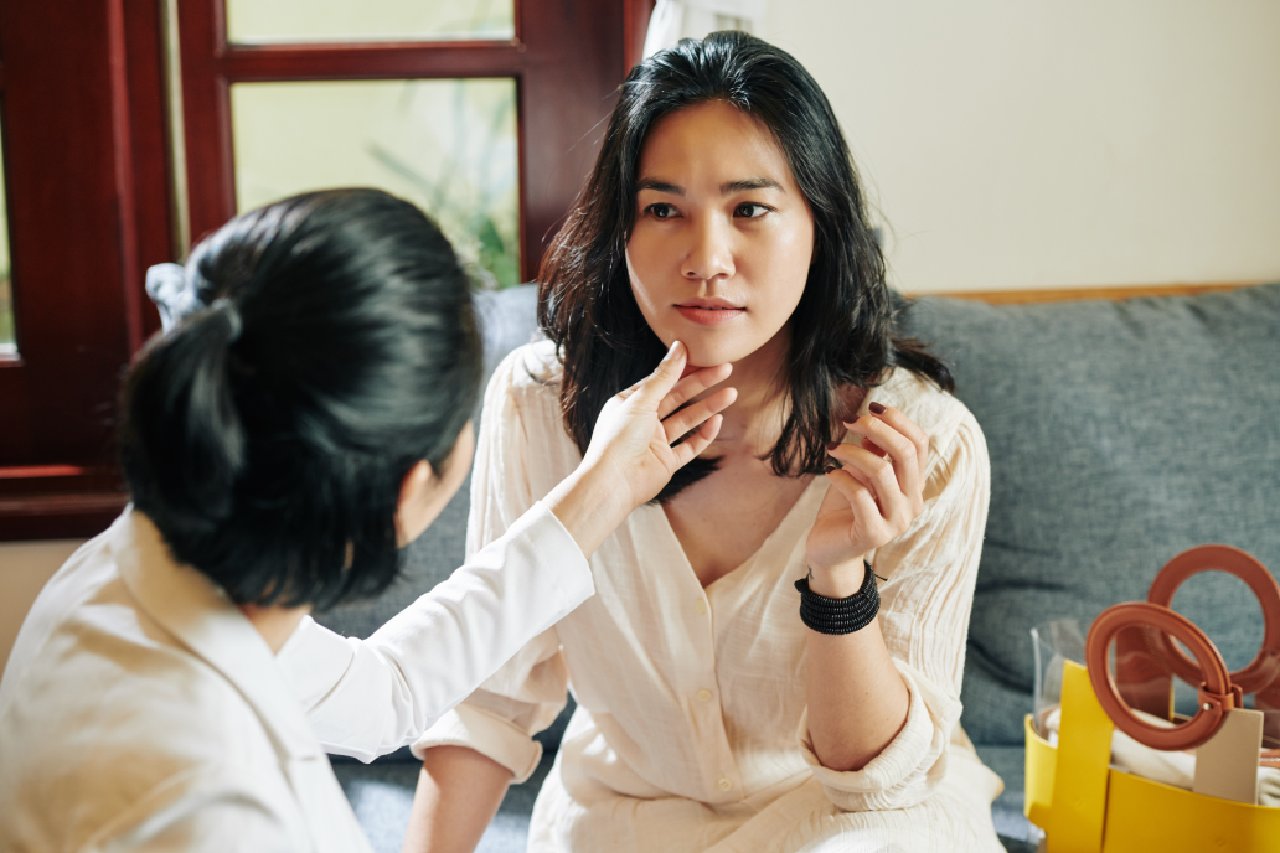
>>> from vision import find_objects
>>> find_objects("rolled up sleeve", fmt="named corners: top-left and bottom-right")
top-left (799, 661), bottom-right (962, 810)
top-left (412, 703), bottom-right (544, 783)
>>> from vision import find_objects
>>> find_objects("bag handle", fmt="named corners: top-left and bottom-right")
top-left (1146, 545), bottom-right (1280, 693)
top-left (1100, 544), bottom-right (1280, 747)
top-left (1087, 602), bottom-right (1240, 750)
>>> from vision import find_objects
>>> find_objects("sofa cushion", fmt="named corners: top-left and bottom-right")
top-left (898, 284), bottom-right (1280, 747)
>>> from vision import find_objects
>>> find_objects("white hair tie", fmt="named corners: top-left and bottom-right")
top-left (145, 262), bottom-right (200, 331)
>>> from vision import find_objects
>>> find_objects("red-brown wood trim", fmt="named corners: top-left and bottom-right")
top-left (0, 490), bottom-right (128, 540)
top-left (518, 0), bottom-right (625, 280)
top-left (122, 0), bottom-right (178, 344)
top-left (0, 1), bottom-right (131, 467)
top-left (0, 1), bottom-right (171, 542)
top-left (623, 0), bottom-right (656, 72)
top-left (179, 1), bottom-right (238, 246)
top-left (108, 0), bottom-right (143, 351)
top-left (915, 281), bottom-right (1257, 305)
top-left (177, 0), bottom-right (628, 283)
top-left (217, 42), bottom-right (526, 80)
top-left (0, 463), bottom-right (127, 539)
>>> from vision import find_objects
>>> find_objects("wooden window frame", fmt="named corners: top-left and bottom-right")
top-left (177, 0), bottom-right (648, 283)
top-left (0, 0), bottom-right (653, 541)
top-left (0, 0), bottom-right (173, 539)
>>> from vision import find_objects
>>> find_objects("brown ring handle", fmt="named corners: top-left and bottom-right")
top-left (1087, 602), bottom-right (1237, 751)
top-left (1147, 544), bottom-right (1280, 692)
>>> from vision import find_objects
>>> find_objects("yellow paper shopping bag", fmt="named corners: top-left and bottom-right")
top-left (1024, 660), bottom-right (1280, 851)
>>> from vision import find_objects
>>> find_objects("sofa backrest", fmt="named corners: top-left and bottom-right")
top-left (898, 284), bottom-right (1280, 746)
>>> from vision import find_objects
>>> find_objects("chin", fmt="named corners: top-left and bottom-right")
top-left (680, 336), bottom-right (759, 369)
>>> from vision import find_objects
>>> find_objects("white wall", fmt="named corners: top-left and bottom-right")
top-left (0, 541), bottom-right (81, 674)
top-left (760, 1), bottom-right (1280, 292)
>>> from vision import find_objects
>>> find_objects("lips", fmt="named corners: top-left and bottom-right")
top-left (676, 299), bottom-right (743, 310)
top-left (673, 300), bottom-right (746, 327)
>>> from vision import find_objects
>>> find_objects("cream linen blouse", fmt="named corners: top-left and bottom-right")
top-left (412, 342), bottom-right (1006, 852)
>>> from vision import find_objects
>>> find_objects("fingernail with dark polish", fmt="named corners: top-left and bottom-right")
top-left (869, 402), bottom-right (886, 415)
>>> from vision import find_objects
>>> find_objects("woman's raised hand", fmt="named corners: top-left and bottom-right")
top-left (805, 404), bottom-right (931, 589)
top-left (584, 341), bottom-right (736, 510)
top-left (545, 341), bottom-right (733, 558)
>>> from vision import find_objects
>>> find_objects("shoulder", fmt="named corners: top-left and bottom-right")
top-left (873, 367), bottom-right (988, 473)
top-left (478, 340), bottom-right (580, 479)
top-left (487, 339), bottom-right (562, 403)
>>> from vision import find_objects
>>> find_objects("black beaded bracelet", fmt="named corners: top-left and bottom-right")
top-left (794, 560), bottom-right (880, 635)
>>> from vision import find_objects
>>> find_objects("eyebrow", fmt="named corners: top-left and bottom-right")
top-left (636, 177), bottom-right (784, 195)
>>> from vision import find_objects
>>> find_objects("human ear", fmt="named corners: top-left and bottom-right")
top-left (394, 461), bottom-right (440, 547)
top-left (394, 423), bottom-right (474, 546)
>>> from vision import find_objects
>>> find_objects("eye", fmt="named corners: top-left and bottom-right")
top-left (735, 202), bottom-right (772, 219)
top-left (642, 202), bottom-right (679, 220)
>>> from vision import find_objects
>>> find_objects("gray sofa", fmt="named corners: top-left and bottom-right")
top-left (320, 282), bottom-right (1280, 852)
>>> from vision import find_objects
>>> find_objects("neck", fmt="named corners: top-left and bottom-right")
top-left (712, 331), bottom-right (792, 458)
top-left (238, 603), bottom-right (309, 655)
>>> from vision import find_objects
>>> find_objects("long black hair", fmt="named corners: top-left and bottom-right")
top-left (538, 31), bottom-right (950, 498)
top-left (120, 188), bottom-right (480, 608)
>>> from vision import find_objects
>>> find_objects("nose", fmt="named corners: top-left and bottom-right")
top-left (680, 216), bottom-right (735, 282)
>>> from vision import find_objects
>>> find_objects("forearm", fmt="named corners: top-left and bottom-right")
top-left (402, 746), bottom-right (513, 853)
top-left (544, 465), bottom-right (634, 559)
top-left (802, 562), bottom-right (910, 772)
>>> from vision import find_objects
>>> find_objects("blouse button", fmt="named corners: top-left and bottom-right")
top-left (696, 688), bottom-right (713, 703)
top-left (717, 777), bottom-right (734, 792)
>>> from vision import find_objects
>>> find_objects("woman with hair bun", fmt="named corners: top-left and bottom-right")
top-left (0, 187), bottom-right (734, 852)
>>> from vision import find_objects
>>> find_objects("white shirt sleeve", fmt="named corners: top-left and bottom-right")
top-left (278, 351), bottom-right (594, 762)
top-left (799, 409), bottom-right (992, 811)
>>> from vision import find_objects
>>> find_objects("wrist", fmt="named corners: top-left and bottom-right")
top-left (574, 458), bottom-right (636, 518)
top-left (547, 462), bottom-right (633, 558)
top-left (795, 559), bottom-right (881, 635)
top-left (805, 557), bottom-right (868, 598)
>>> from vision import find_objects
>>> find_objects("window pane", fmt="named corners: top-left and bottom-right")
top-left (226, 1), bottom-right (514, 44)
top-left (231, 79), bottom-right (520, 287)
top-left (0, 119), bottom-right (13, 355)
